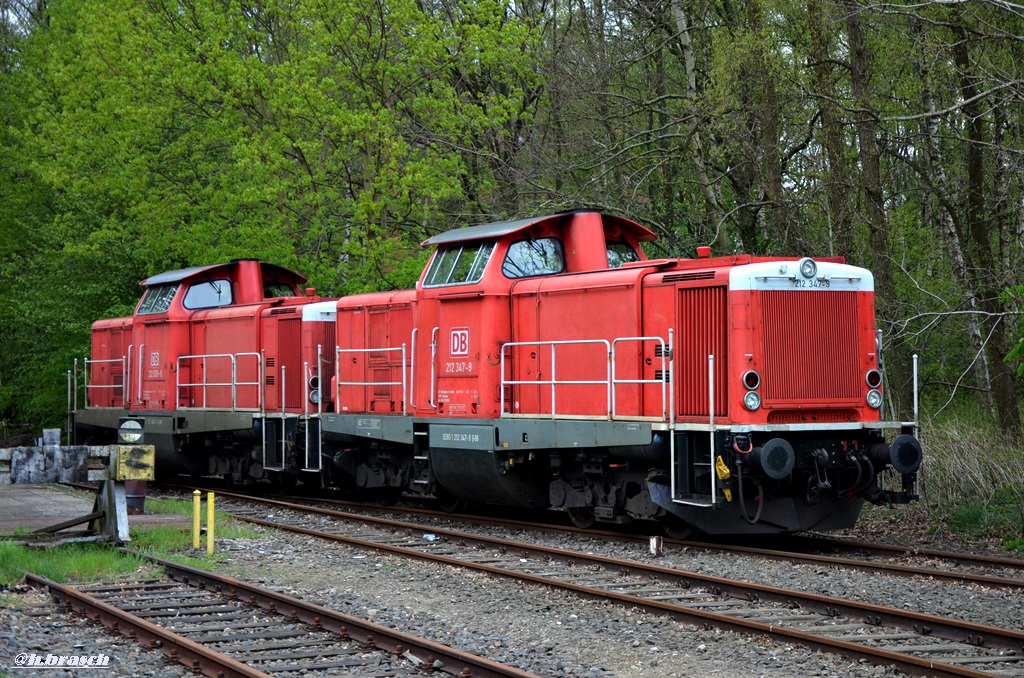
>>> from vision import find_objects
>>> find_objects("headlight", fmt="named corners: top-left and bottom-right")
top-left (742, 370), bottom-right (761, 390)
top-left (798, 257), bottom-right (817, 279)
top-left (744, 391), bottom-right (761, 411)
top-left (866, 389), bottom-right (882, 409)
top-left (309, 389), bottom-right (321, 404)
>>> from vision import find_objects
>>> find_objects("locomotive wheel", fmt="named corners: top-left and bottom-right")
top-left (662, 516), bottom-right (695, 540)
top-left (435, 487), bottom-right (468, 514)
top-left (566, 507), bottom-right (596, 529)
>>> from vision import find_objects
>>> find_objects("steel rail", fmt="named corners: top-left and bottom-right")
top-left (24, 572), bottom-right (270, 678)
top-left (789, 535), bottom-right (1024, 572)
top-left (136, 552), bottom-right (540, 678)
top-left (670, 541), bottom-right (1024, 591)
top-left (262, 491), bottom-right (1024, 591)
top-left (215, 491), bottom-right (1024, 678)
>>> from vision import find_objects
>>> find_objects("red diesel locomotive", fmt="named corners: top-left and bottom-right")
top-left (73, 211), bottom-right (921, 535)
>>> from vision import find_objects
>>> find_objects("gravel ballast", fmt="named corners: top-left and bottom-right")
top-left (3, 501), bottom-right (1020, 677)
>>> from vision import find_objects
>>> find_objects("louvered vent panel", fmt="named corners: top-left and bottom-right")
top-left (663, 271), bottom-right (716, 283)
top-left (677, 287), bottom-right (728, 418)
top-left (761, 291), bottom-right (860, 402)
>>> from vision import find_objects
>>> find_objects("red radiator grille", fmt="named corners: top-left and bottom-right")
top-left (761, 291), bottom-right (860, 402)
top-left (322, 323), bottom-right (337, 368)
top-left (677, 287), bottom-right (728, 417)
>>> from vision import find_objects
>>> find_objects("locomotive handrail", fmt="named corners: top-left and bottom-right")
top-left (610, 334), bottom-right (673, 423)
top-left (137, 343), bottom-right (145, 406)
top-left (175, 352), bottom-right (262, 411)
top-left (82, 357), bottom-right (127, 409)
top-left (335, 345), bottom-right (408, 416)
top-left (499, 339), bottom-right (612, 419)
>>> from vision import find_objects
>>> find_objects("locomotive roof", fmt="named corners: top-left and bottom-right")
top-left (421, 211), bottom-right (657, 246)
top-left (139, 260), bottom-right (307, 286)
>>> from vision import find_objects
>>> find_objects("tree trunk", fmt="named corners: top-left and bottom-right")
top-left (952, 22), bottom-right (1021, 433)
top-left (806, 0), bottom-right (854, 260)
top-left (841, 0), bottom-right (909, 410)
top-left (670, 0), bottom-right (729, 252)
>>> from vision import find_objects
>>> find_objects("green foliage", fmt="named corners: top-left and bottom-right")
top-left (1, 0), bottom-right (1024, 432)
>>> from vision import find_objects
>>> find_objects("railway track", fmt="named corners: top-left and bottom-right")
top-left (254, 491), bottom-right (1024, 593)
top-left (209, 490), bottom-right (1024, 678)
top-left (26, 554), bottom-right (540, 678)
top-left (62, 481), bottom-right (1024, 590)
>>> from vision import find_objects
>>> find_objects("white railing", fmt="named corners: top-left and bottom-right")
top-left (499, 335), bottom-right (674, 422)
top-left (335, 344), bottom-right (408, 416)
top-left (176, 352), bottom-right (262, 411)
top-left (82, 357), bottom-right (127, 408)
top-left (610, 331), bottom-right (674, 423)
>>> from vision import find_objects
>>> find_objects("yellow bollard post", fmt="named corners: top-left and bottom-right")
top-left (206, 492), bottom-right (215, 556)
top-left (192, 490), bottom-right (201, 548)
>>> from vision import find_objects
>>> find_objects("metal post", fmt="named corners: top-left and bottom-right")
top-left (606, 345), bottom-right (612, 420)
top-left (303, 360), bottom-right (310, 470)
top-left (429, 327), bottom-right (438, 408)
top-left (137, 344), bottom-right (145, 405)
top-left (409, 330), bottom-right (417, 408)
top-left (317, 345), bottom-right (323, 416)
top-left (913, 354), bottom-right (920, 430)
top-left (260, 350), bottom-right (267, 469)
top-left (668, 329), bottom-right (675, 423)
top-left (192, 490), bottom-right (201, 548)
top-left (401, 344), bottom-right (407, 416)
top-left (708, 354), bottom-right (716, 506)
top-left (550, 344), bottom-right (557, 416)
top-left (126, 344), bottom-right (133, 406)
top-left (66, 370), bottom-right (72, 441)
top-left (281, 365), bottom-right (286, 469)
top-left (206, 492), bottom-right (215, 556)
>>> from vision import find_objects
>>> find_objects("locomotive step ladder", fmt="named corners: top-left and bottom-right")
top-left (411, 424), bottom-right (431, 486)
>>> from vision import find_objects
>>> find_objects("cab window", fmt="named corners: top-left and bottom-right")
top-left (502, 237), bottom-right (565, 279)
top-left (607, 241), bottom-right (640, 268)
top-left (183, 279), bottom-right (233, 310)
top-left (423, 240), bottom-right (495, 287)
top-left (137, 284), bottom-right (179, 315)
top-left (264, 281), bottom-right (296, 298)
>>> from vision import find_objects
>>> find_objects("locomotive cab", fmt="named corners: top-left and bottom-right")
top-left (75, 259), bottom-right (323, 479)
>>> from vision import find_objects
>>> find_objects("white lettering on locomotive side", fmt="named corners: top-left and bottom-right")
top-left (440, 432), bottom-right (480, 443)
top-left (450, 328), bottom-right (470, 356)
top-left (150, 351), bottom-right (160, 367)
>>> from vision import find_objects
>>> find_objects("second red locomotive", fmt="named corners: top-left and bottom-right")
top-left (73, 210), bottom-right (921, 534)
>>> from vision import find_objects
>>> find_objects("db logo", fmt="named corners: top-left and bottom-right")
top-left (450, 328), bottom-right (470, 356)
top-left (150, 351), bottom-right (160, 367)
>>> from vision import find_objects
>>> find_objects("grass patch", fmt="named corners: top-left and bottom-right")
top-left (125, 496), bottom-right (262, 570)
top-left (145, 496), bottom-right (197, 517)
top-left (0, 541), bottom-right (145, 586)
top-left (0, 496), bottom-right (262, 586)
top-left (919, 414), bottom-right (1024, 546)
